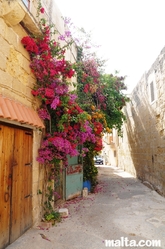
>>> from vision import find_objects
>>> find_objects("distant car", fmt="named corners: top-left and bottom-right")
top-left (94, 156), bottom-right (103, 164)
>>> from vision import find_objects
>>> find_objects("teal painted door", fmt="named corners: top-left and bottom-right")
top-left (65, 156), bottom-right (83, 200)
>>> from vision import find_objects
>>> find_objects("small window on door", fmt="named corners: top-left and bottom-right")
top-left (150, 81), bottom-right (155, 102)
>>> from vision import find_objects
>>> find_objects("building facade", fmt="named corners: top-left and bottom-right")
top-left (0, 1), bottom-right (76, 248)
top-left (117, 46), bottom-right (165, 196)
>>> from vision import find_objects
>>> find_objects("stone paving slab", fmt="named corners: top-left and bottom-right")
top-left (6, 166), bottom-right (165, 249)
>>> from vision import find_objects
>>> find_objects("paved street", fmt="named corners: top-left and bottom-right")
top-left (6, 166), bottom-right (165, 249)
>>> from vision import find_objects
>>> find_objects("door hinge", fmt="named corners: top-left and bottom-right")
top-left (25, 132), bottom-right (32, 136)
top-left (24, 194), bottom-right (32, 198)
top-left (25, 162), bottom-right (32, 166)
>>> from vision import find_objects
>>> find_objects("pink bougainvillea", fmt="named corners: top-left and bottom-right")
top-left (21, 15), bottom-right (98, 166)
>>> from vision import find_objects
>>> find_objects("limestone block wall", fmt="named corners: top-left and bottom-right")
top-left (0, 0), bottom-right (77, 224)
top-left (0, 0), bottom-right (44, 225)
top-left (118, 46), bottom-right (165, 196)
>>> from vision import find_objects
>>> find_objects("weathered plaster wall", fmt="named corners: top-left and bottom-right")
top-left (118, 46), bottom-right (165, 196)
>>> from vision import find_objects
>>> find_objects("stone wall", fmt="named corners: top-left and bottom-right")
top-left (0, 1), bottom-right (43, 224)
top-left (117, 46), bottom-right (165, 196)
top-left (0, 0), bottom-right (76, 225)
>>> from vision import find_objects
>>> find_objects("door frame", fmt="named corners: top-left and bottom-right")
top-left (0, 122), bottom-right (33, 249)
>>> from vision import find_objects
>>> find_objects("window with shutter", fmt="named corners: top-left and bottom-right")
top-left (150, 81), bottom-right (155, 102)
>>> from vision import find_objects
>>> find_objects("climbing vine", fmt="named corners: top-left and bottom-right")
top-left (74, 43), bottom-right (129, 187)
top-left (21, 7), bottom-right (95, 167)
top-left (21, 2), bottom-right (129, 216)
top-left (21, 5), bottom-right (97, 220)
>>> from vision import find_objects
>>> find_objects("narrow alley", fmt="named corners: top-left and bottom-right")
top-left (6, 166), bottom-right (165, 249)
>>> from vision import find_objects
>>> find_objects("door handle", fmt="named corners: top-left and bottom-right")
top-left (4, 192), bottom-right (9, 202)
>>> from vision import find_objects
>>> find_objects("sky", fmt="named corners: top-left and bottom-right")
top-left (55, 0), bottom-right (165, 93)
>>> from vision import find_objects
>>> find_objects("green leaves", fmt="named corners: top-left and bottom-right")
top-left (44, 211), bottom-right (61, 223)
top-left (100, 73), bottom-right (129, 133)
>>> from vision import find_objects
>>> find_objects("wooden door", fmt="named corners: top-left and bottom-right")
top-left (0, 125), bottom-right (14, 249)
top-left (0, 124), bottom-right (33, 249)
